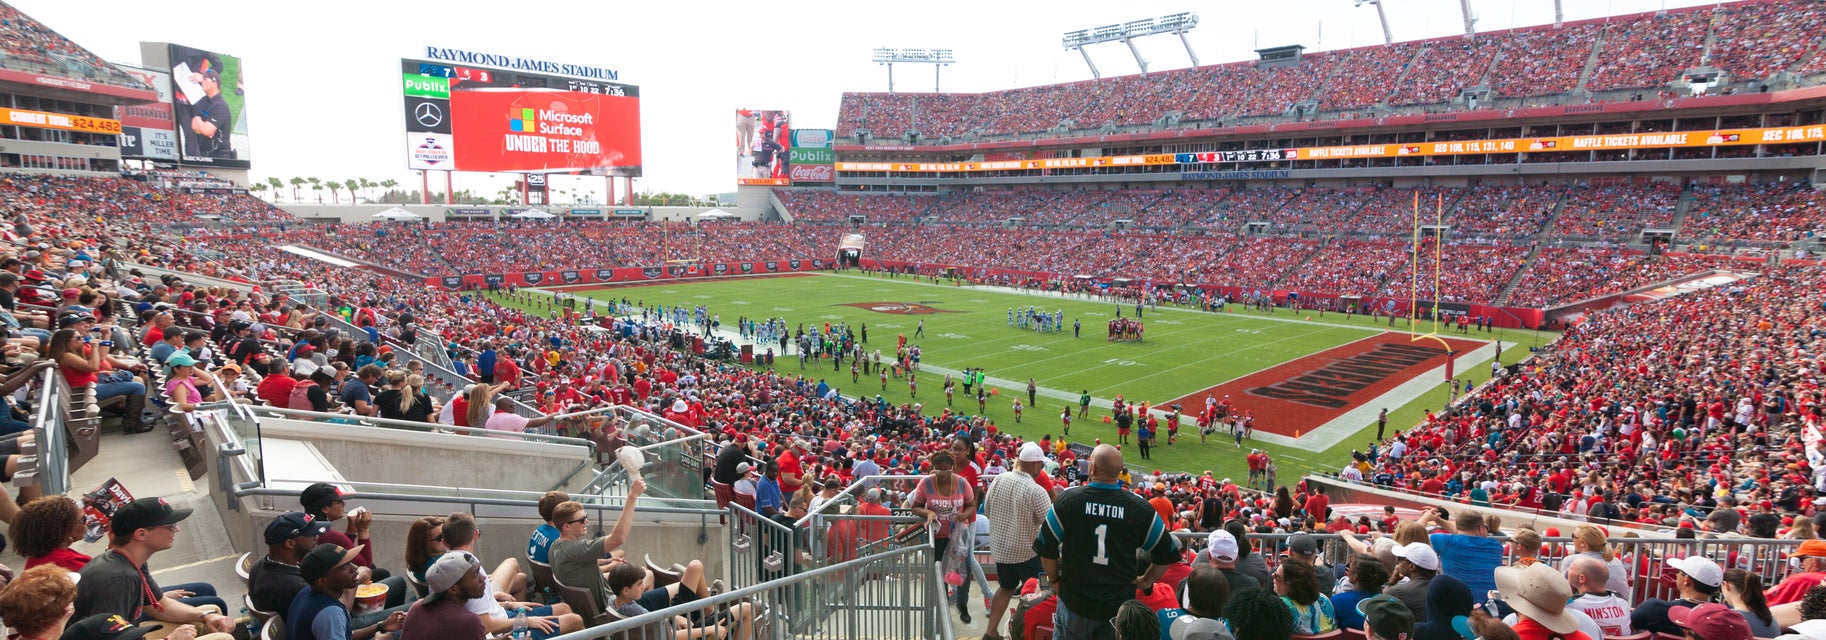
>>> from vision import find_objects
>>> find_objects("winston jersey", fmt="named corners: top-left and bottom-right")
top-left (1035, 481), bottom-right (1180, 621)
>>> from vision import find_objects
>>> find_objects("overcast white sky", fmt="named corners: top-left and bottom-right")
top-left (24, 0), bottom-right (1719, 200)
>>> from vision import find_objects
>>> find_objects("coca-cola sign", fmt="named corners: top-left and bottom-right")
top-left (789, 164), bottom-right (835, 182)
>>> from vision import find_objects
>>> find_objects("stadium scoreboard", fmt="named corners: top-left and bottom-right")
top-left (402, 57), bottom-right (641, 176)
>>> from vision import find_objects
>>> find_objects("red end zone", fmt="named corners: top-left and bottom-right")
top-left (1165, 332), bottom-right (1484, 438)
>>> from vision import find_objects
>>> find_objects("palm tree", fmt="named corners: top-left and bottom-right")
top-left (248, 183), bottom-right (267, 200)
top-left (306, 177), bottom-right (322, 202)
top-left (289, 177), bottom-right (306, 202)
top-left (343, 179), bottom-right (360, 204)
top-left (266, 176), bottom-right (282, 198)
top-left (358, 178), bottom-right (375, 202)
top-left (380, 179), bottom-right (399, 204)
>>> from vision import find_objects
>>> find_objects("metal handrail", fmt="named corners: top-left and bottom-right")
top-left (545, 543), bottom-right (941, 640)
top-left (229, 486), bottom-right (724, 517)
top-left (243, 405), bottom-right (596, 448)
top-left (26, 367), bottom-right (69, 496)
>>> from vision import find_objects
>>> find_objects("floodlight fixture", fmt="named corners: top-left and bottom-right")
top-left (872, 48), bottom-right (956, 92)
top-left (1061, 12), bottom-right (1201, 78)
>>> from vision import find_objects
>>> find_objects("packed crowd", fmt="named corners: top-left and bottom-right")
top-left (835, 1), bottom-right (1826, 142)
top-left (1686, 183), bottom-right (1826, 243)
top-left (1549, 182), bottom-right (1683, 240)
top-left (0, 3), bottom-right (144, 88)
top-left (1, 159), bottom-right (1824, 640)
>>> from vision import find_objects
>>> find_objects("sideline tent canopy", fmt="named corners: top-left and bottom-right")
top-left (695, 209), bottom-right (739, 220)
top-left (511, 209), bottom-right (556, 219)
top-left (370, 207), bottom-right (421, 220)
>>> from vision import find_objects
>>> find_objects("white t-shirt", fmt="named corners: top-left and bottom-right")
top-left (465, 564), bottom-right (509, 618)
top-left (1568, 591), bottom-right (1633, 636)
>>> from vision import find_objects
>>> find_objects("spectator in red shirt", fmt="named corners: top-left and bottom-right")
top-left (1303, 485), bottom-right (1331, 522)
top-left (255, 358), bottom-right (298, 408)
top-left (13, 495), bottom-right (90, 571)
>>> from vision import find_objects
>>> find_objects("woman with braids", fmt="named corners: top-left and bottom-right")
top-left (13, 496), bottom-right (88, 571)
top-left (1332, 556), bottom-right (1389, 630)
top-left (1113, 599), bottom-right (1160, 640)
top-left (1720, 568), bottom-right (1778, 638)
top-left (1228, 586), bottom-right (1296, 640)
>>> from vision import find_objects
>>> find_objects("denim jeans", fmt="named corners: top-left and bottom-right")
top-left (159, 582), bottom-right (228, 619)
top-left (95, 371), bottom-right (145, 401)
top-left (1053, 597), bottom-right (1116, 640)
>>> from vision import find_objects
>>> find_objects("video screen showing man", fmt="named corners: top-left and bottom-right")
top-left (171, 45), bottom-right (236, 160)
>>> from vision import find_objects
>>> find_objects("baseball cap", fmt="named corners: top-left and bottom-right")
top-left (1669, 603), bottom-right (1753, 640)
top-left (1205, 530), bottom-right (1239, 563)
top-left (1494, 562), bottom-right (1580, 634)
top-left (263, 511), bottom-right (332, 545)
top-left (109, 497), bottom-right (193, 537)
top-left (1018, 442), bottom-right (1046, 463)
top-left (60, 613), bottom-right (155, 640)
top-left (1357, 594), bottom-right (1415, 640)
top-left (164, 353), bottom-right (197, 368)
top-left (1790, 539), bottom-right (1826, 558)
top-left (58, 313), bottom-right (92, 328)
top-left (737, 462), bottom-right (756, 476)
top-left (1286, 533), bottom-right (1318, 556)
top-left (300, 543), bottom-right (363, 583)
top-left (1168, 616), bottom-right (1228, 640)
top-left (300, 482), bottom-right (345, 512)
top-left (422, 551), bottom-right (482, 603)
top-left (1391, 542), bottom-right (1440, 571)
top-left (1664, 555), bottom-right (1724, 587)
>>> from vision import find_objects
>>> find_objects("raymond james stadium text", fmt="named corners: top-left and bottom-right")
top-left (423, 46), bottom-right (619, 81)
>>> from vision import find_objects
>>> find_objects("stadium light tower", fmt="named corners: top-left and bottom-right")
top-left (1062, 12), bottom-right (1200, 79)
top-left (872, 48), bottom-right (956, 93)
top-left (1459, 0), bottom-right (1477, 37)
top-left (1353, 0), bottom-right (1394, 45)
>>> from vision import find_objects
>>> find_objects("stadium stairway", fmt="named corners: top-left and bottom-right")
top-left (767, 189), bottom-right (793, 223)
top-left (1492, 243), bottom-right (1544, 306)
top-left (1574, 28), bottom-right (1608, 93)
top-left (1663, 185), bottom-right (1699, 242)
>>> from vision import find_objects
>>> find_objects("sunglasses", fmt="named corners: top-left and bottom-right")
top-left (431, 534), bottom-right (446, 542)
top-left (568, 517), bottom-right (589, 525)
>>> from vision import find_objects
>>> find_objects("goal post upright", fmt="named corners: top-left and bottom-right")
top-left (1408, 191), bottom-right (1454, 380)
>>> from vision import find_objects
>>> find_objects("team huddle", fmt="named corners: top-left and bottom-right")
top-left (1009, 306), bottom-right (1067, 333)
top-left (1107, 318), bottom-right (1144, 342)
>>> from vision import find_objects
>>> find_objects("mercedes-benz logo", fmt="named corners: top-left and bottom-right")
top-left (414, 102), bottom-right (443, 127)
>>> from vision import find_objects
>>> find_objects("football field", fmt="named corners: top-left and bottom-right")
top-left (509, 271), bottom-right (1554, 481)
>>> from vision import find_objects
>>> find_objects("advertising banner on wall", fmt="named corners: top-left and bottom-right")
top-left (118, 126), bottom-right (178, 160)
top-left (168, 44), bottom-right (251, 168)
top-left (735, 109), bottom-right (791, 185)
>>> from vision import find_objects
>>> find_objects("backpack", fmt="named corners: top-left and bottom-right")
top-left (288, 381), bottom-right (317, 411)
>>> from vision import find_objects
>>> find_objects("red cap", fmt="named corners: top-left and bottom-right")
top-left (1668, 603), bottom-right (1751, 640)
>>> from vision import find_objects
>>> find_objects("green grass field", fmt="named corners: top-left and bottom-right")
top-left (494, 272), bottom-right (1556, 482)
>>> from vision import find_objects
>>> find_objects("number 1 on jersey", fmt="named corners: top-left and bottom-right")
top-left (1091, 524), bottom-right (1109, 565)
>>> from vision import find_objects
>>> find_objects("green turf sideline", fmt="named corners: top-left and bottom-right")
top-left (480, 276), bottom-right (1554, 482)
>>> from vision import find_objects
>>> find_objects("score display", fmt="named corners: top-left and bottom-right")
top-left (402, 58), bottom-right (641, 175)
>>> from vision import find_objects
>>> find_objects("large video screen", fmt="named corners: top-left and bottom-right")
top-left (735, 109), bottom-right (790, 185)
top-left (168, 44), bottom-right (250, 168)
top-left (403, 59), bottom-right (641, 175)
